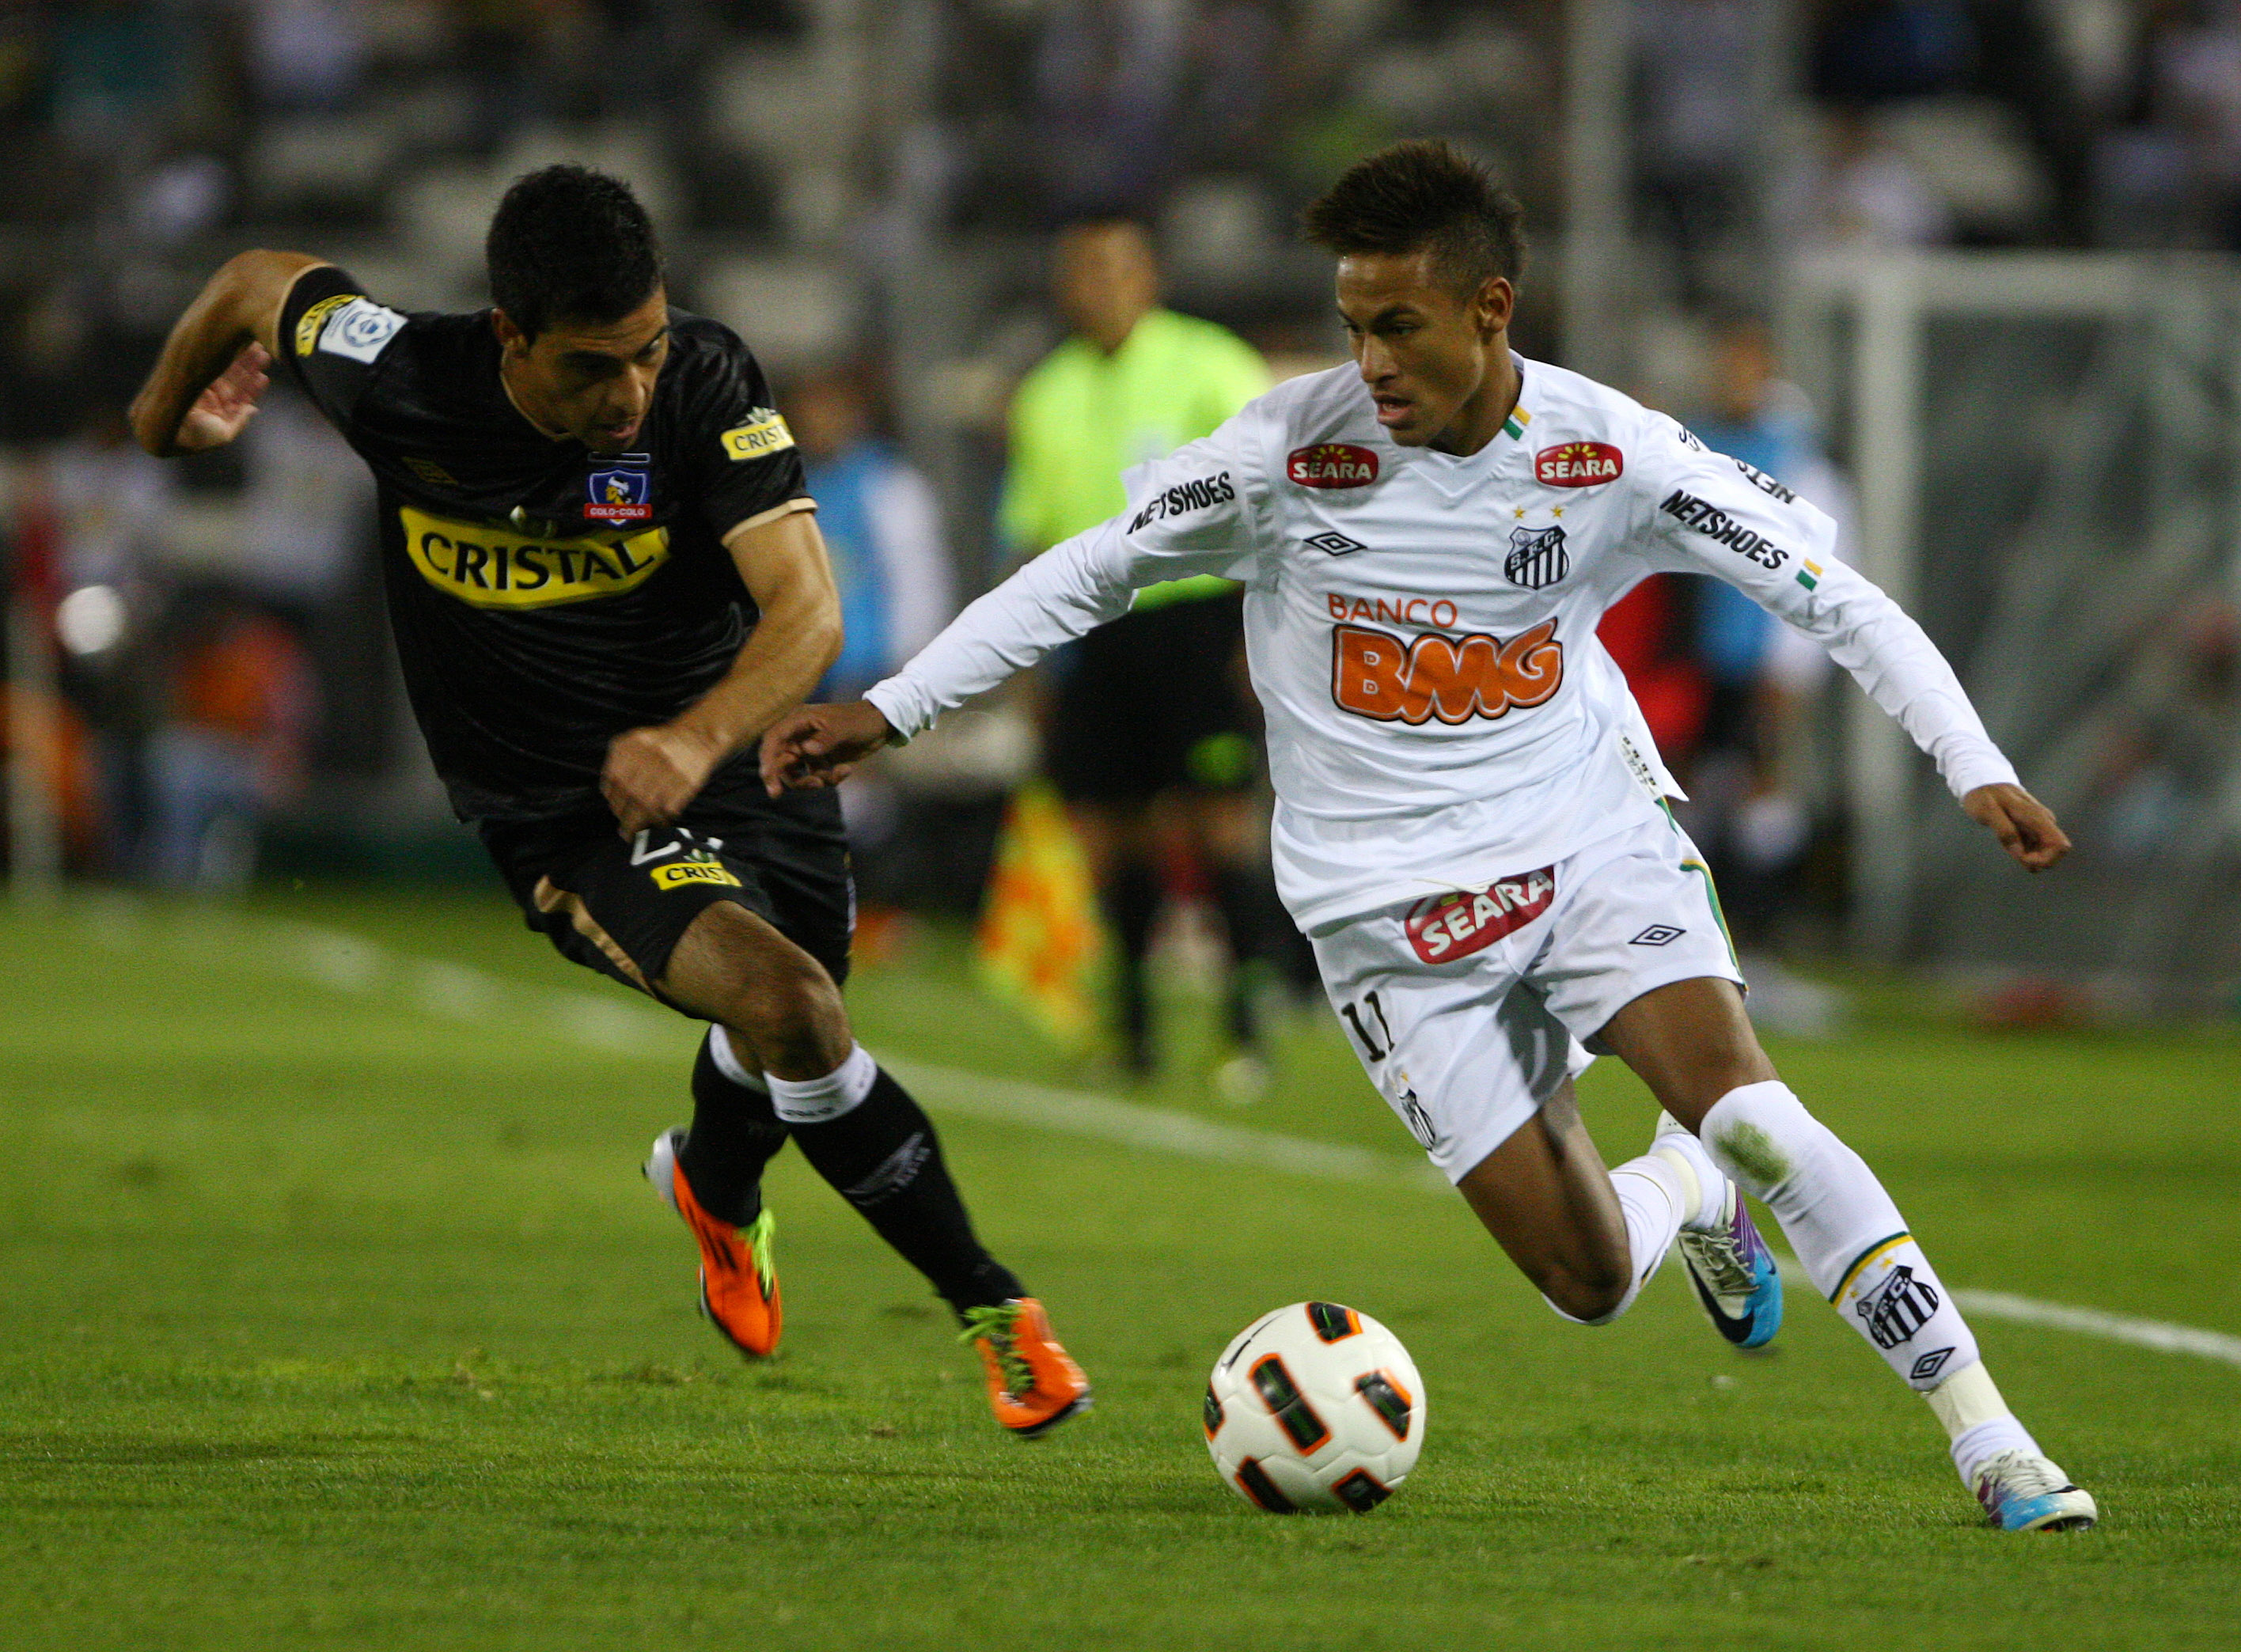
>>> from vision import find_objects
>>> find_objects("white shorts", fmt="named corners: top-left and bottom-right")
top-left (1310, 807), bottom-right (1742, 1184)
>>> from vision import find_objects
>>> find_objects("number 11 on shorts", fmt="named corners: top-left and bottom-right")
top-left (1340, 991), bottom-right (1395, 1061)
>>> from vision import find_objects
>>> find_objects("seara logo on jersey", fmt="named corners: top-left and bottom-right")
top-left (1287, 444), bottom-right (1379, 489)
top-left (1533, 441), bottom-right (1623, 487)
top-left (1329, 618), bottom-right (1564, 726)
top-left (398, 506), bottom-right (671, 608)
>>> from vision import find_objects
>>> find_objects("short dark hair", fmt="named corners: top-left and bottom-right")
top-left (1301, 140), bottom-right (1527, 294)
top-left (485, 165), bottom-right (662, 341)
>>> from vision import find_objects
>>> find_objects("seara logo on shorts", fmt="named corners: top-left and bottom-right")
top-left (1287, 443), bottom-right (1379, 489)
top-left (1534, 441), bottom-right (1623, 487)
top-left (1405, 868), bottom-right (1556, 964)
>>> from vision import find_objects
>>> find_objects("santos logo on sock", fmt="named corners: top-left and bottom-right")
top-left (1856, 1264), bottom-right (1941, 1348)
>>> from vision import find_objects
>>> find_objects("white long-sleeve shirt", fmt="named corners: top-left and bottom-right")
top-left (870, 358), bottom-right (2014, 931)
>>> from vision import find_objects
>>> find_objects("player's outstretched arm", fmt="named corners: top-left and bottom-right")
top-left (128, 249), bottom-right (328, 457)
top-left (760, 702), bottom-right (895, 796)
top-left (1962, 782), bottom-right (2071, 873)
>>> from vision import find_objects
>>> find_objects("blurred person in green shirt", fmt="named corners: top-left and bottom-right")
top-left (1000, 218), bottom-right (1304, 1087)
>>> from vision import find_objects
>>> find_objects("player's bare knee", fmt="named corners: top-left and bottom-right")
top-left (670, 904), bottom-right (851, 1076)
top-left (1528, 1251), bottom-right (1630, 1324)
top-left (722, 957), bottom-right (847, 1077)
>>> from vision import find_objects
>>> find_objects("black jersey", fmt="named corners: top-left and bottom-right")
top-left (276, 264), bottom-right (813, 821)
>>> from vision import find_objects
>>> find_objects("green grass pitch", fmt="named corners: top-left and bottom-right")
top-left (2, 888), bottom-right (2236, 1650)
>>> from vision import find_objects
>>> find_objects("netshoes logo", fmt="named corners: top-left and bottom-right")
top-left (1330, 618), bottom-right (1564, 726)
top-left (652, 861), bottom-right (741, 890)
top-left (400, 506), bottom-right (670, 609)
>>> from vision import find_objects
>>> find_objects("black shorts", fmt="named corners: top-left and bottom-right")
top-left (1045, 592), bottom-right (1259, 806)
top-left (479, 759), bottom-right (853, 1012)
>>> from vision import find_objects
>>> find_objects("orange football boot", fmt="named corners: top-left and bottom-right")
top-left (958, 1297), bottom-right (1092, 1438)
top-left (643, 1127), bottom-right (781, 1357)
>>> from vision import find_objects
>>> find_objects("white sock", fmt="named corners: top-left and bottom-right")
top-left (706, 1025), bottom-right (768, 1091)
top-left (1546, 1154), bottom-right (1687, 1327)
top-left (1698, 1080), bottom-right (1980, 1392)
top-left (1929, 1361), bottom-right (2042, 1485)
top-left (764, 1043), bottom-right (879, 1124)
top-left (1649, 1124), bottom-right (1726, 1230)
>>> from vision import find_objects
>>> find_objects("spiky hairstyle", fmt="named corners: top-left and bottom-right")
top-left (1301, 140), bottom-right (1526, 294)
top-left (486, 165), bottom-right (662, 340)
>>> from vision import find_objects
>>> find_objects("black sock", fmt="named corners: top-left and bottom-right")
top-left (1104, 858), bottom-right (1159, 1072)
top-left (786, 1067), bottom-right (1024, 1317)
top-left (677, 1035), bottom-right (790, 1226)
top-left (1209, 862), bottom-right (1306, 1046)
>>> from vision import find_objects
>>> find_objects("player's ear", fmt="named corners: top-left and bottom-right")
top-left (491, 308), bottom-right (528, 358)
top-left (1473, 277), bottom-right (1514, 342)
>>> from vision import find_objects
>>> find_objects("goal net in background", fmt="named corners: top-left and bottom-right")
top-left (1787, 250), bottom-right (2241, 1011)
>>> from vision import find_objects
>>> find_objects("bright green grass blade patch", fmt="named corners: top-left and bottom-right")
top-left (0, 893), bottom-right (2236, 1650)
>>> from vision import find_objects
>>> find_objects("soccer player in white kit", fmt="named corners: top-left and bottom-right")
top-left (762, 142), bottom-right (2096, 1531)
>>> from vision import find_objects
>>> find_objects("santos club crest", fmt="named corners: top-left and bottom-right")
top-left (1503, 524), bottom-right (1569, 590)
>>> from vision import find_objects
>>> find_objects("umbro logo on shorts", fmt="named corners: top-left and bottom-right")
top-left (1630, 925), bottom-right (1685, 946)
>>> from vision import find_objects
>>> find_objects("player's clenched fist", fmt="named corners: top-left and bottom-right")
top-left (602, 723), bottom-right (720, 835)
top-left (1962, 782), bottom-right (2072, 872)
top-left (760, 701), bottom-right (895, 796)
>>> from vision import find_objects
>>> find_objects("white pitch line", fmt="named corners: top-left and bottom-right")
top-left (1952, 1290), bottom-right (2241, 1370)
top-left (888, 1059), bottom-right (1447, 1192)
top-left (64, 896), bottom-right (2240, 1374)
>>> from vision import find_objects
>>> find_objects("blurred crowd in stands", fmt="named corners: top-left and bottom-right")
top-left (2, 0), bottom-right (2236, 958)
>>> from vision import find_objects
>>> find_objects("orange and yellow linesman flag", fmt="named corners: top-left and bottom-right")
top-left (975, 781), bottom-right (1108, 1052)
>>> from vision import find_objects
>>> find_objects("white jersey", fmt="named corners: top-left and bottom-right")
top-left (869, 358), bottom-right (2016, 932)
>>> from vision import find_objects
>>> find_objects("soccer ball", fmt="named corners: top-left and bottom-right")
top-left (1203, 1301), bottom-right (1425, 1514)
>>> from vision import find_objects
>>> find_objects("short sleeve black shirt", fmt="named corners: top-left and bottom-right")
top-left (276, 265), bottom-right (812, 820)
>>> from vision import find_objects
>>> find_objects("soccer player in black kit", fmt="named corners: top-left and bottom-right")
top-left (127, 165), bottom-right (1090, 1438)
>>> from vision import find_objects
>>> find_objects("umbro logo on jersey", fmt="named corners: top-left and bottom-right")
top-left (1630, 925), bottom-right (1685, 946)
top-left (1503, 524), bottom-right (1569, 589)
top-left (1303, 530), bottom-right (1366, 556)
top-left (1533, 441), bottom-right (1623, 487)
top-left (1287, 443), bottom-right (1379, 489)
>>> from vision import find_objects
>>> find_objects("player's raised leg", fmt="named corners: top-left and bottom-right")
top-left (658, 900), bottom-right (1090, 1435)
top-left (1314, 903), bottom-right (1765, 1332)
top-left (1601, 976), bottom-right (2097, 1531)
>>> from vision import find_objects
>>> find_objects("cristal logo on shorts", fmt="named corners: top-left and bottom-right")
top-left (1405, 868), bottom-right (1555, 963)
top-left (1287, 443), bottom-right (1379, 489)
